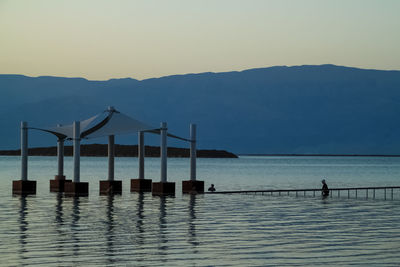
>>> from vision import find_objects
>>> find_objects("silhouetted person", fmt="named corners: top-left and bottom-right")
top-left (208, 184), bottom-right (216, 192)
top-left (321, 179), bottom-right (329, 197)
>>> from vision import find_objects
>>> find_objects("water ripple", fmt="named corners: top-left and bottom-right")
top-left (2, 156), bottom-right (400, 266)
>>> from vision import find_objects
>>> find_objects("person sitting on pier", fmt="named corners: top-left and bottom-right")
top-left (208, 184), bottom-right (216, 192)
top-left (321, 179), bottom-right (329, 196)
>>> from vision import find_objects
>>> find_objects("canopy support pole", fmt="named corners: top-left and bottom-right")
top-left (131, 131), bottom-right (152, 192)
top-left (21, 121), bottom-right (28, 181)
top-left (190, 124), bottom-right (196, 181)
top-left (108, 135), bottom-right (115, 181)
top-left (100, 134), bottom-right (122, 195)
top-left (73, 121), bottom-right (80, 183)
top-left (50, 137), bottom-right (70, 192)
top-left (182, 123), bottom-right (204, 194)
top-left (57, 138), bottom-right (65, 178)
top-left (65, 121), bottom-right (88, 196)
top-left (152, 122), bottom-right (175, 195)
top-left (12, 121), bottom-right (36, 195)
top-left (138, 131), bottom-right (144, 179)
top-left (160, 122), bottom-right (167, 183)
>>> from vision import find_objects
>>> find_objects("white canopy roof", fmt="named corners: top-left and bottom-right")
top-left (33, 107), bottom-right (157, 140)
top-left (44, 114), bottom-right (100, 139)
top-left (83, 111), bottom-right (156, 139)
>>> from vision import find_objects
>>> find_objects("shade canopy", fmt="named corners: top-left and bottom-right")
top-left (32, 107), bottom-right (157, 140)
top-left (83, 111), bottom-right (156, 139)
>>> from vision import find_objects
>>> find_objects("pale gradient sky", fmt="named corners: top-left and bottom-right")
top-left (1, 0), bottom-right (399, 80)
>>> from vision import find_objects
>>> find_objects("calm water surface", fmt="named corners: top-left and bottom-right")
top-left (1, 156), bottom-right (400, 266)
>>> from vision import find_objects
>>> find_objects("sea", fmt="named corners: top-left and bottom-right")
top-left (1, 155), bottom-right (400, 266)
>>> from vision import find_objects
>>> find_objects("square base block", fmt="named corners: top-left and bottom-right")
top-left (64, 181), bottom-right (89, 196)
top-left (50, 179), bottom-right (72, 192)
top-left (54, 175), bottom-right (66, 180)
top-left (12, 180), bottom-right (37, 195)
top-left (182, 180), bottom-right (204, 194)
top-left (131, 179), bottom-right (152, 192)
top-left (100, 180), bottom-right (122, 195)
top-left (152, 182), bottom-right (175, 196)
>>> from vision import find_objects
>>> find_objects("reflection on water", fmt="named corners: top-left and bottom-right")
top-left (54, 193), bottom-right (66, 260)
top-left (133, 193), bottom-right (146, 265)
top-left (187, 194), bottom-right (199, 249)
top-left (18, 196), bottom-right (28, 259)
top-left (55, 193), bottom-right (64, 226)
top-left (2, 156), bottom-right (400, 266)
top-left (6, 189), bottom-right (400, 266)
top-left (135, 193), bottom-right (145, 245)
top-left (71, 197), bottom-right (81, 257)
top-left (157, 196), bottom-right (168, 256)
top-left (105, 195), bottom-right (115, 265)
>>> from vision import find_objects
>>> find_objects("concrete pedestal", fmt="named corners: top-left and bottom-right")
top-left (50, 179), bottom-right (72, 192)
top-left (12, 180), bottom-right (36, 195)
top-left (64, 181), bottom-right (89, 196)
top-left (131, 179), bottom-right (152, 193)
top-left (50, 175), bottom-right (71, 192)
top-left (152, 182), bottom-right (175, 196)
top-left (99, 180), bottom-right (122, 195)
top-left (182, 180), bottom-right (204, 194)
top-left (54, 175), bottom-right (66, 180)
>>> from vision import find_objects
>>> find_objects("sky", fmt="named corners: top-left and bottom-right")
top-left (1, 0), bottom-right (399, 80)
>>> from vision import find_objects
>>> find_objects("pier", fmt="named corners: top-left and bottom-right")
top-left (206, 186), bottom-right (400, 200)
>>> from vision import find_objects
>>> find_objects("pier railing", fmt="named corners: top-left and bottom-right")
top-left (205, 186), bottom-right (400, 200)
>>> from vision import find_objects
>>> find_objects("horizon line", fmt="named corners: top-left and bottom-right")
top-left (2, 64), bottom-right (400, 82)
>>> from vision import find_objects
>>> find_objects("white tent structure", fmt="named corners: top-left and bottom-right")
top-left (14, 106), bottom-right (200, 196)
top-left (37, 106), bottom-right (156, 140)
top-left (30, 106), bottom-right (159, 186)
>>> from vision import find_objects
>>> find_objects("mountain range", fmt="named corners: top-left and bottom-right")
top-left (1, 64), bottom-right (400, 154)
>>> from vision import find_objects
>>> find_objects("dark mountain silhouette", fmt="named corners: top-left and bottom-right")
top-left (1, 64), bottom-right (400, 154)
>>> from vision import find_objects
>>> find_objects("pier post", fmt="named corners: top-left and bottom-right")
top-left (182, 124), bottom-right (204, 194)
top-left (21, 121), bottom-right (28, 182)
top-left (131, 131), bottom-right (152, 192)
top-left (190, 123), bottom-right (196, 181)
top-left (108, 135), bottom-right (114, 181)
top-left (50, 137), bottom-right (71, 192)
top-left (57, 138), bottom-right (64, 179)
top-left (161, 122), bottom-right (167, 182)
top-left (100, 135), bottom-right (122, 195)
top-left (152, 122), bottom-right (175, 196)
top-left (65, 121), bottom-right (88, 196)
top-left (13, 121), bottom-right (36, 195)
top-left (73, 121), bottom-right (80, 183)
top-left (139, 131), bottom-right (144, 179)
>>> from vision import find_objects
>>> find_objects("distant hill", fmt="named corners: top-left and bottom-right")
top-left (1, 64), bottom-right (400, 154)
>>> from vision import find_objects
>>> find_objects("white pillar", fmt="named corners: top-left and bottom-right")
top-left (21, 121), bottom-right (28, 181)
top-left (108, 135), bottom-right (115, 181)
top-left (57, 138), bottom-right (64, 177)
top-left (160, 122), bottom-right (167, 183)
top-left (138, 131), bottom-right (144, 179)
top-left (73, 121), bottom-right (80, 183)
top-left (190, 124), bottom-right (196, 181)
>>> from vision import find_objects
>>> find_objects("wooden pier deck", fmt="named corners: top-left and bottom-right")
top-left (205, 186), bottom-right (400, 200)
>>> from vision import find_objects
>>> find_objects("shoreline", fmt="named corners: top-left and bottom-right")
top-left (0, 144), bottom-right (238, 158)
